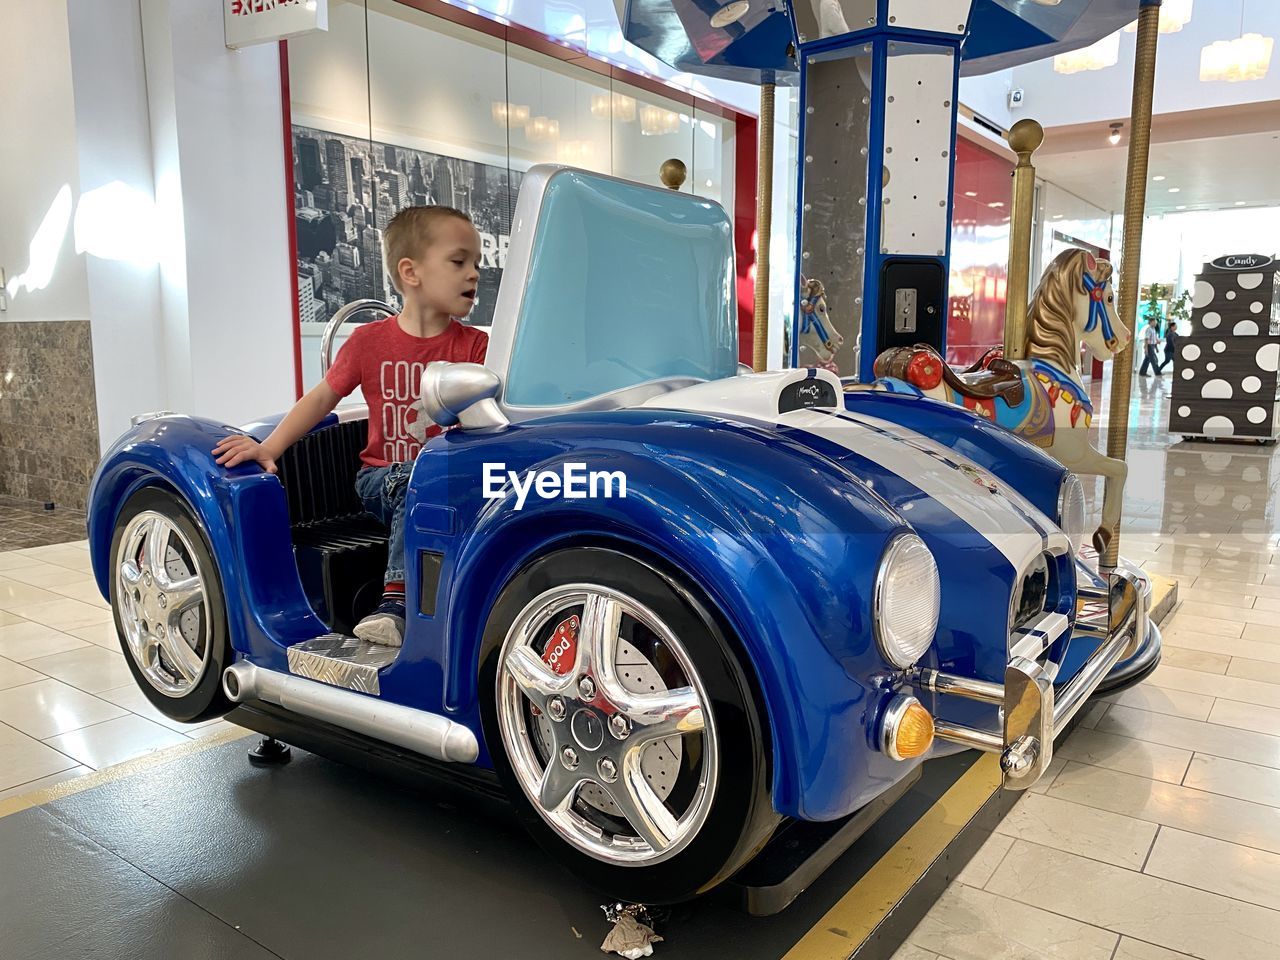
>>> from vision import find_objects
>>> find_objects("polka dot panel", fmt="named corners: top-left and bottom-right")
top-left (1169, 263), bottom-right (1279, 439)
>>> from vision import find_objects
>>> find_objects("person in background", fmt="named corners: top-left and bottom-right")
top-left (1138, 319), bottom-right (1161, 377)
top-left (1157, 319), bottom-right (1180, 375)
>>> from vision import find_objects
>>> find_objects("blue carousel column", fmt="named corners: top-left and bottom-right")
top-left (786, 0), bottom-right (972, 381)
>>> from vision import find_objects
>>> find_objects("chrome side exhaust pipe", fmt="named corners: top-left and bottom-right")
top-left (223, 661), bottom-right (479, 764)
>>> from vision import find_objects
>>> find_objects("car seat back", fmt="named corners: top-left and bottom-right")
top-left (484, 166), bottom-right (739, 417)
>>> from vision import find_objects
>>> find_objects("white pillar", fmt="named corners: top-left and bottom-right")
top-left (67, 0), bottom-right (166, 451)
top-left (138, 0), bottom-right (296, 427)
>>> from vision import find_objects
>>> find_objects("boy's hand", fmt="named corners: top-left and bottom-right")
top-left (212, 435), bottom-right (278, 474)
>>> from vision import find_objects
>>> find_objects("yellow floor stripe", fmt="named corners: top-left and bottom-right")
top-left (783, 754), bottom-right (1002, 960)
top-left (0, 726), bottom-right (253, 820)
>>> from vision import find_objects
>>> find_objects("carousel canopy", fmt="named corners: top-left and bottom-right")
top-left (613, 0), bottom-right (1146, 85)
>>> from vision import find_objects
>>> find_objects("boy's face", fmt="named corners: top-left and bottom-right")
top-left (397, 217), bottom-right (482, 317)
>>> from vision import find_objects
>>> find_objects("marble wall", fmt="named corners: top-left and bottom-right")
top-left (0, 321), bottom-right (100, 511)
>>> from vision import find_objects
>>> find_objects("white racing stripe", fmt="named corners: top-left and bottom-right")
top-left (838, 407), bottom-right (1068, 551)
top-left (644, 370), bottom-right (1066, 574)
top-left (777, 408), bottom-right (1048, 573)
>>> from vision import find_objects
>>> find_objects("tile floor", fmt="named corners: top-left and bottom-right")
top-left (4, 369), bottom-right (1280, 957)
top-left (894, 371), bottom-right (1280, 959)
top-left (0, 497), bottom-right (91, 552)
top-left (0, 540), bottom-right (243, 802)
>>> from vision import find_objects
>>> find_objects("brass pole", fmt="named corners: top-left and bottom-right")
top-left (753, 83), bottom-right (775, 372)
top-left (1003, 118), bottom-right (1044, 361)
top-left (1102, 0), bottom-right (1161, 568)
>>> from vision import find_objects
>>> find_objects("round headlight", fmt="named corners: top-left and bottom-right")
top-left (874, 534), bottom-right (941, 668)
top-left (1057, 473), bottom-right (1087, 554)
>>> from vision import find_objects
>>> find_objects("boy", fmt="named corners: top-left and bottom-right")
top-left (213, 206), bottom-right (489, 647)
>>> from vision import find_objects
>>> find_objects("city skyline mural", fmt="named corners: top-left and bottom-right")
top-left (291, 124), bottom-right (522, 329)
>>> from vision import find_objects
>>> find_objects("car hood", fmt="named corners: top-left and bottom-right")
top-left (642, 370), bottom-right (1067, 576)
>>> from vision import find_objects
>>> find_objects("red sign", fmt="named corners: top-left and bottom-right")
top-left (224, 0), bottom-right (326, 49)
top-left (230, 0), bottom-right (303, 13)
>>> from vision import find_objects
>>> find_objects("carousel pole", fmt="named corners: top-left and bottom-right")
top-left (1003, 119), bottom-right (1044, 362)
top-left (753, 83), bottom-right (775, 372)
top-left (1102, 0), bottom-right (1161, 569)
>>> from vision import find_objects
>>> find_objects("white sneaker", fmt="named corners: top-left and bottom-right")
top-left (353, 600), bottom-right (405, 647)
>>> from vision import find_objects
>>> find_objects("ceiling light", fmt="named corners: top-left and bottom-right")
top-left (1201, 33), bottom-right (1274, 82)
top-left (525, 116), bottom-right (560, 142)
top-left (988, 201), bottom-right (1005, 208)
top-left (1124, 0), bottom-right (1194, 34)
top-left (1153, 175), bottom-right (1166, 181)
top-left (1052, 214), bottom-right (1063, 219)
top-left (1054, 31), bottom-right (1121, 74)
top-left (709, 0), bottom-right (751, 28)
top-left (1236, 200), bottom-right (1248, 205)
top-left (964, 191), bottom-right (977, 197)
top-left (491, 101), bottom-right (530, 126)
top-left (1176, 205), bottom-right (1187, 210)
top-left (1168, 187), bottom-right (1181, 193)
top-left (639, 105), bottom-right (680, 136)
top-left (1108, 123), bottom-right (1123, 145)
top-left (556, 140), bottom-right (595, 164)
top-left (590, 92), bottom-right (637, 122)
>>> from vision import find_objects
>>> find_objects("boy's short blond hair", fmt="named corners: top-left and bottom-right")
top-left (384, 205), bottom-right (473, 293)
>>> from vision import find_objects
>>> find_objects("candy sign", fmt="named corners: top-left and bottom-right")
top-left (225, 0), bottom-right (327, 49)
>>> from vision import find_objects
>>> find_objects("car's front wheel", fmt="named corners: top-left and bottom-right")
top-left (109, 486), bottom-right (232, 723)
top-left (480, 548), bottom-right (777, 903)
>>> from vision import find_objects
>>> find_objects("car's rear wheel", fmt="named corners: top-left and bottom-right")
top-left (479, 548), bottom-right (777, 903)
top-left (110, 487), bottom-right (232, 723)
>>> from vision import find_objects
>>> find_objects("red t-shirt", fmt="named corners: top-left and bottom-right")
top-left (325, 317), bottom-right (489, 467)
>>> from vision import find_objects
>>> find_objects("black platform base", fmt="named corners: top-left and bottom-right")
top-left (0, 729), bottom-right (1009, 960)
top-left (726, 766), bottom-right (922, 917)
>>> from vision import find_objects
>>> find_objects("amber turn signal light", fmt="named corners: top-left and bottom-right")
top-left (881, 694), bottom-right (935, 761)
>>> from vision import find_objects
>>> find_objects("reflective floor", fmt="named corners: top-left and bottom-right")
top-left (0, 541), bottom-right (243, 799)
top-left (2, 366), bottom-right (1280, 957)
top-left (895, 368), bottom-right (1280, 960)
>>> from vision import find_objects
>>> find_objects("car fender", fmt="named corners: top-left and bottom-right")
top-left (88, 416), bottom-right (326, 664)
top-left (421, 415), bottom-right (919, 820)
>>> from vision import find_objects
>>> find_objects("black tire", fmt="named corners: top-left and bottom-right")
top-left (478, 547), bottom-right (778, 903)
top-left (109, 486), bottom-right (233, 723)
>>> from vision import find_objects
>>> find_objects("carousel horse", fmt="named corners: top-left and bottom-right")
top-left (798, 277), bottom-right (844, 373)
top-left (872, 248), bottom-right (1131, 553)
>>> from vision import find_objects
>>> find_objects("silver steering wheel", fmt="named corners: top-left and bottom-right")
top-left (320, 299), bottom-right (397, 375)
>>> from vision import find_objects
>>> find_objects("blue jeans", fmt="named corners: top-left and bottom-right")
top-left (1139, 344), bottom-right (1159, 376)
top-left (355, 463), bottom-right (410, 585)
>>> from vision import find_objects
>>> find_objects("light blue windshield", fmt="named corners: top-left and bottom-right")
top-left (503, 170), bottom-right (738, 408)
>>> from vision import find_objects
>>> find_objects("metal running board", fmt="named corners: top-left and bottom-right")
top-left (286, 633), bottom-right (398, 695)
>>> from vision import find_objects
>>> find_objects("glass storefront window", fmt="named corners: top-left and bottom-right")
top-left (611, 85), bottom-right (694, 191)
top-left (287, 0), bottom-right (749, 392)
top-left (504, 46), bottom-right (612, 175)
top-left (946, 137), bottom-right (1014, 367)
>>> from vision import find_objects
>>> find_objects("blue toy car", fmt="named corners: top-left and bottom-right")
top-left (88, 167), bottom-right (1159, 904)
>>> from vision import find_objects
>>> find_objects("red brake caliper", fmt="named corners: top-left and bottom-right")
top-left (530, 614), bottom-right (579, 717)
top-left (543, 614), bottom-right (580, 677)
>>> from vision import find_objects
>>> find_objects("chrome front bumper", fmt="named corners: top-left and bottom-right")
top-left (915, 568), bottom-right (1147, 790)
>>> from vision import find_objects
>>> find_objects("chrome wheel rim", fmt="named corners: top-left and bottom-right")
top-left (115, 511), bottom-right (212, 698)
top-left (496, 584), bottom-right (719, 866)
